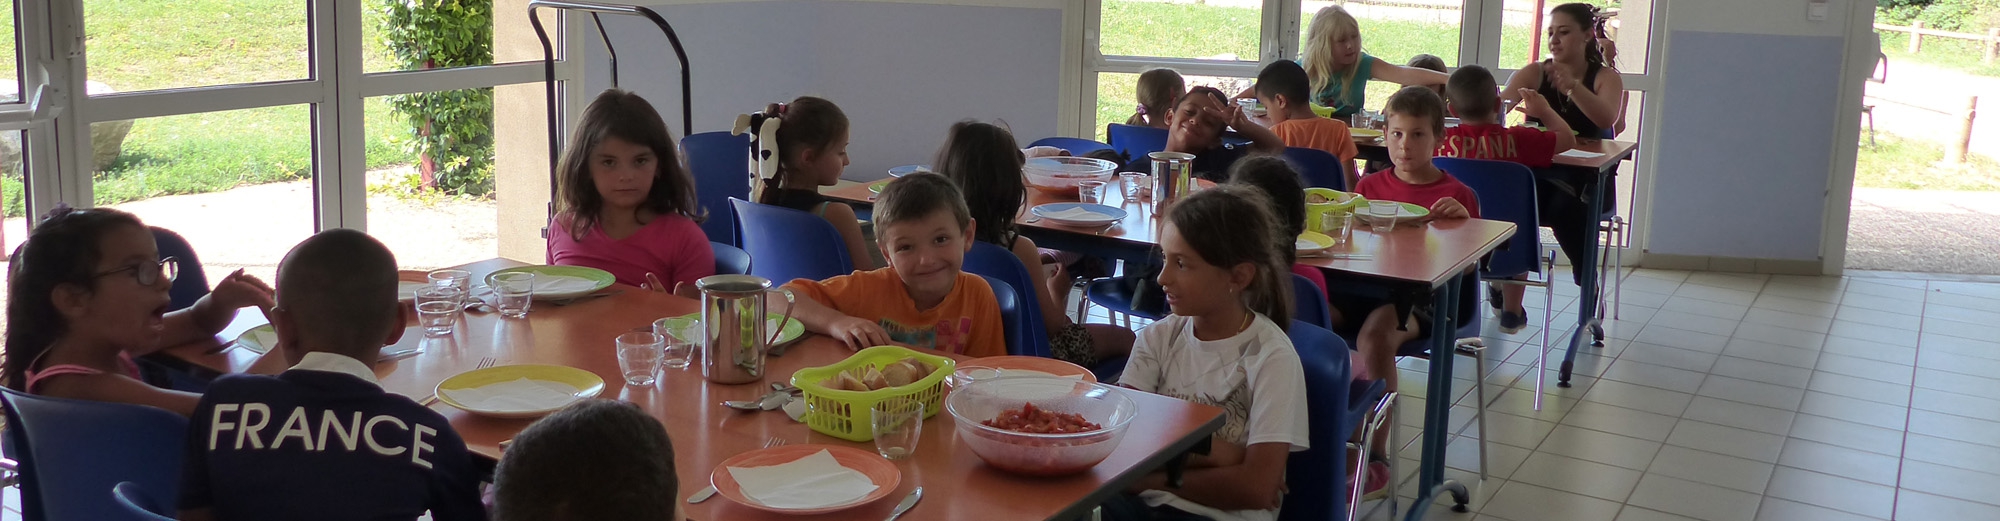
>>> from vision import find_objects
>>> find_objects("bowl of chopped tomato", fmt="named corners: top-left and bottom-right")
top-left (945, 376), bottom-right (1138, 476)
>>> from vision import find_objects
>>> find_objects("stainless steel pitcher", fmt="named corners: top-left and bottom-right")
top-left (695, 275), bottom-right (797, 384)
top-left (1149, 151), bottom-right (1195, 209)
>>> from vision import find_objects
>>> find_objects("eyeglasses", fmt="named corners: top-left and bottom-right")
top-left (95, 257), bottom-right (179, 286)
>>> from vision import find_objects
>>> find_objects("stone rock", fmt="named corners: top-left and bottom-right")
top-left (0, 80), bottom-right (136, 174)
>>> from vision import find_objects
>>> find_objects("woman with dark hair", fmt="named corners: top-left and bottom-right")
top-left (1501, 3), bottom-right (1626, 138)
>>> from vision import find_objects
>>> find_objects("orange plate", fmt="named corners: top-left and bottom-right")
top-left (710, 444), bottom-right (902, 514)
top-left (959, 356), bottom-right (1097, 383)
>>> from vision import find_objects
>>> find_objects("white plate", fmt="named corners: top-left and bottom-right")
top-left (1029, 203), bottom-right (1127, 227)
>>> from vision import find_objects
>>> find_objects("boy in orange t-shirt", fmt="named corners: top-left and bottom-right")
top-left (1254, 60), bottom-right (1360, 189)
top-left (783, 172), bottom-right (1007, 358)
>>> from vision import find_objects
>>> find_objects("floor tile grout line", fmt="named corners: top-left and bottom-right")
top-left (1888, 282), bottom-right (1939, 517)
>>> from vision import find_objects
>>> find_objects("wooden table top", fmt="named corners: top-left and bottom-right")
top-left (1297, 219), bottom-right (1518, 289)
top-left (161, 259), bottom-right (1225, 521)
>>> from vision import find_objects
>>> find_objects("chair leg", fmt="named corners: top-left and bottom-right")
top-left (1352, 392), bottom-right (1399, 521)
top-left (1537, 252), bottom-right (1555, 411)
top-left (1458, 339), bottom-right (1490, 485)
top-left (1613, 218), bottom-right (1624, 320)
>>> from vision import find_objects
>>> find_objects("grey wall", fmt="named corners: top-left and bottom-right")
top-left (588, 0), bottom-right (1064, 181)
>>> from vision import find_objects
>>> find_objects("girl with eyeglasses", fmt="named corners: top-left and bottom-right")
top-left (5, 207), bottom-right (274, 416)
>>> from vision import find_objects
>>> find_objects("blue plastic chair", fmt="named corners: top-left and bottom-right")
top-left (1338, 273), bottom-right (1490, 500)
top-left (980, 274), bottom-right (1024, 358)
top-left (684, 131), bottom-right (753, 245)
top-left (729, 198), bottom-right (854, 284)
top-left (1436, 157), bottom-right (1555, 392)
top-left (1281, 147), bottom-right (1348, 191)
top-left (961, 241), bottom-right (1053, 357)
top-left (112, 482), bottom-right (175, 521)
top-left (151, 227), bottom-right (208, 312)
top-left (1082, 276), bottom-right (1164, 326)
top-left (711, 241), bottom-right (751, 276)
top-left (1293, 273), bottom-right (1332, 331)
top-left (1027, 137), bottom-right (1113, 156)
top-left (1280, 320), bottom-right (1353, 521)
top-left (1106, 124), bottom-right (1168, 164)
top-left (1, 387), bottom-right (187, 521)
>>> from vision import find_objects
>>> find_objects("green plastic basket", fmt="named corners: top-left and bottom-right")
top-left (790, 346), bottom-right (957, 442)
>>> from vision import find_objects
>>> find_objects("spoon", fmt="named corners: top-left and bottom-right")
top-left (722, 389), bottom-right (793, 411)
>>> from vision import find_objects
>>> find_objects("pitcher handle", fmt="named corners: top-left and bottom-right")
top-left (766, 287), bottom-right (797, 346)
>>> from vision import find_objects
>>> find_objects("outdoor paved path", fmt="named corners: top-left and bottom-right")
top-left (1865, 60), bottom-right (2000, 161)
top-left (1846, 187), bottom-right (2000, 274)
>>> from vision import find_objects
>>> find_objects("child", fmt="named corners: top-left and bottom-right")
top-left (782, 172), bottom-right (1006, 357)
top-left (4, 207), bottom-right (273, 416)
top-left (1298, 5), bottom-right (1449, 118)
top-left (1119, 86), bottom-right (1285, 182)
top-left (1253, 60), bottom-right (1360, 189)
top-left (1108, 186), bottom-right (1307, 521)
top-left (493, 400), bottom-right (678, 521)
top-left (1126, 68), bottom-right (1186, 129)
top-left (1407, 54), bottom-right (1449, 98)
top-left (1339, 86), bottom-right (1477, 497)
top-left (547, 89), bottom-right (715, 290)
top-left (178, 229), bottom-right (483, 521)
top-left (1226, 156), bottom-right (1327, 294)
top-left (754, 96), bottom-right (877, 270)
top-left (934, 121), bottom-right (1134, 367)
top-left (1440, 65), bottom-right (1577, 334)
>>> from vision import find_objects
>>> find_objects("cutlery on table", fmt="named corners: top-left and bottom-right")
top-left (688, 437), bottom-right (787, 504)
top-left (885, 487), bottom-right (924, 521)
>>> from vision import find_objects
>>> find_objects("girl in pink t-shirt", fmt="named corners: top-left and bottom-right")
top-left (547, 89), bottom-right (714, 290)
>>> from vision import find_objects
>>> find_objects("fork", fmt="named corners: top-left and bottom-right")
top-left (421, 357), bottom-right (496, 406)
top-left (688, 437), bottom-right (787, 504)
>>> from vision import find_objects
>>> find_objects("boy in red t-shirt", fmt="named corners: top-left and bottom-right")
top-left (1341, 87), bottom-right (1478, 497)
top-left (1437, 64), bottom-right (1574, 333)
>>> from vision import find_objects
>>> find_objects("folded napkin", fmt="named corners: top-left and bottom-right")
top-left (441, 378), bottom-right (581, 412)
top-left (241, 327), bottom-right (279, 354)
top-left (1558, 149), bottom-right (1605, 159)
top-left (1295, 238), bottom-right (1321, 250)
top-left (1044, 207), bottom-right (1115, 222)
top-left (727, 449), bottom-right (880, 509)
top-left (533, 275), bottom-right (601, 295)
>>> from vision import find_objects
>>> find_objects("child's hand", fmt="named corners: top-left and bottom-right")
top-left (641, 273), bottom-right (668, 293)
top-left (670, 281), bottom-right (700, 300)
top-left (825, 316), bottom-right (891, 351)
top-left (1516, 89), bottom-right (1552, 117)
top-left (1547, 66), bottom-right (1584, 98)
top-left (1431, 197), bottom-right (1471, 219)
top-left (209, 269), bottom-right (276, 316)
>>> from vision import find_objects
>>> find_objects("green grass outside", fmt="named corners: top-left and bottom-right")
top-left (1855, 131), bottom-right (2000, 190)
top-left (1878, 30), bottom-right (2000, 78)
top-left (0, 1), bottom-right (432, 216)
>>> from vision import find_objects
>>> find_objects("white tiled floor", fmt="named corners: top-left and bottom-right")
top-left (1342, 268), bottom-right (2000, 521)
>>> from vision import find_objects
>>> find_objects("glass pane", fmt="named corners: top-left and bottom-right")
top-left (3, 130), bottom-right (28, 255)
top-left (101, 105), bottom-right (316, 283)
top-left (1094, 71), bottom-right (1252, 142)
top-left (1302, 1), bottom-right (1462, 71)
top-left (1099, 0), bottom-right (1260, 61)
top-left (1500, 0), bottom-right (1647, 74)
top-left (365, 1), bottom-right (553, 73)
top-left (85, 1), bottom-right (309, 93)
top-left (2, 0), bottom-right (19, 103)
top-left (365, 89), bottom-right (499, 270)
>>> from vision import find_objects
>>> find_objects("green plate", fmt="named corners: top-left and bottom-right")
top-left (673, 312), bottom-right (806, 347)
top-left (485, 265), bottom-right (616, 301)
top-left (234, 324), bottom-right (278, 355)
top-left (434, 364), bottom-right (605, 419)
top-left (868, 179), bottom-right (890, 194)
top-left (1397, 202), bottom-right (1431, 219)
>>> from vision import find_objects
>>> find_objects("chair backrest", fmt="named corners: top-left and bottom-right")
top-left (1026, 137), bottom-right (1113, 156)
top-left (960, 241), bottom-right (1052, 357)
top-left (1106, 124), bottom-right (1168, 164)
top-left (1292, 273), bottom-right (1332, 331)
top-left (1281, 147), bottom-right (1347, 191)
top-left (979, 274), bottom-right (1024, 357)
top-left (150, 227), bottom-right (208, 312)
top-left (683, 131), bottom-right (753, 245)
top-left (1, 387), bottom-right (188, 521)
top-left (112, 482), bottom-right (176, 521)
top-left (1433, 157), bottom-right (1540, 278)
top-left (729, 198), bottom-right (854, 284)
top-left (711, 241), bottom-right (752, 276)
top-left (1279, 320), bottom-right (1353, 521)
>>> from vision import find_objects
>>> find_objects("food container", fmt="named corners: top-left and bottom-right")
top-left (1023, 156), bottom-right (1118, 196)
top-left (791, 346), bottom-right (957, 442)
top-left (945, 376), bottom-right (1138, 476)
top-left (1304, 187), bottom-right (1364, 233)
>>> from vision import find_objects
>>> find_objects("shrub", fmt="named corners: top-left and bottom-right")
top-left (375, 0), bottom-right (496, 197)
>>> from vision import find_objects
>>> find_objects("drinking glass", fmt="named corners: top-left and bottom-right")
top-left (1325, 210), bottom-right (1355, 245)
top-left (653, 316), bottom-right (701, 370)
top-left (1118, 173), bottom-right (1150, 200)
top-left (1077, 181), bottom-right (1107, 205)
top-left (1368, 200), bottom-right (1401, 233)
top-left (871, 398), bottom-right (925, 460)
top-left (615, 331), bottom-right (666, 386)
top-left (414, 286), bottom-right (461, 336)
top-left (493, 272), bottom-right (535, 318)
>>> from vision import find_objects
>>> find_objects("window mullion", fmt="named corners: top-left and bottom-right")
top-left (320, 0), bottom-right (364, 232)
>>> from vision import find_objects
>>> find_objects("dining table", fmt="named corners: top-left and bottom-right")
top-left (154, 258), bottom-right (1226, 521)
top-left (827, 179), bottom-right (1518, 519)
